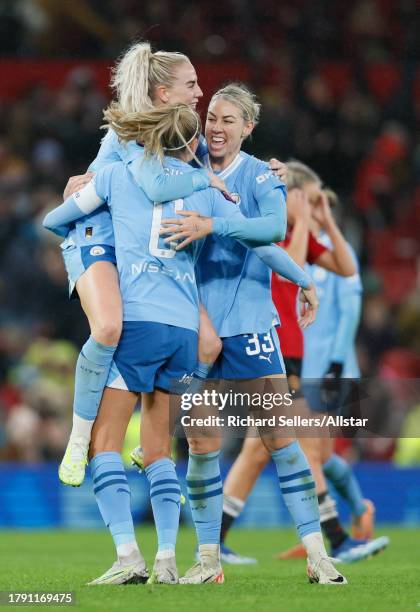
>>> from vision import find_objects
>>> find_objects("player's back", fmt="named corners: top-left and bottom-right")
top-left (197, 151), bottom-right (284, 337)
top-left (95, 158), bottom-right (215, 332)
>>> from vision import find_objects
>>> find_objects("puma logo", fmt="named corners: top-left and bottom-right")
top-left (259, 355), bottom-right (272, 363)
top-left (191, 504), bottom-right (207, 510)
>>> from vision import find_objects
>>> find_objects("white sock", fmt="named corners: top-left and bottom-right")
top-left (69, 414), bottom-right (94, 443)
top-left (223, 494), bottom-right (245, 518)
top-left (302, 532), bottom-right (329, 563)
top-left (156, 549), bottom-right (175, 560)
top-left (117, 541), bottom-right (140, 560)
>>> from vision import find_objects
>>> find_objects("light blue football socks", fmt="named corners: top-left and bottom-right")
top-left (187, 450), bottom-right (223, 545)
top-left (145, 458), bottom-right (181, 553)
top-left (272, 441), bottom-right (320, 538)
top-left (91, 452), bottom-right (137, 554)
top-left (323, 453), bottom-right (367, 517)
top-left (73, 336), bottom-right (117, 421)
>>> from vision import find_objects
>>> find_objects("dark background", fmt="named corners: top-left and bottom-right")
top-left (0, 0), bottom-right (418, 463)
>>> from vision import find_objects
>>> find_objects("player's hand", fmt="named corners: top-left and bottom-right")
top-left (298, 284), bottom-right (318, 328)
top-left (321, 361), bottom-right (343, 406)
top-left (268, 158), bottom-right (287, 182)
top-left (208, 171), bottom-right (229, 194)
top-left (311, 189), bottom-right (335, 230)
top-left (160, 210), bottom-right (213, 250)
top-left (287, 189), bottom-right (311, 225)
top-left (63, 172), bottom-right (94, 199)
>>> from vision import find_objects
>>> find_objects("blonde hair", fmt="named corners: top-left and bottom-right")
top-left (103, 103), bottom-right (201, 162)
top-left (111, 41), bottom-right (190, 113)
top-left (285, 161), bottom-right (321, 190)
top-left (323, 187), bottom-right (339, 208)
top-left (209, 83), bottom-right (261, 126)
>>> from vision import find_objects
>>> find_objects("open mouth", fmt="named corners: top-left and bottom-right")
top-left (210, 136), bottom-right (226, 149)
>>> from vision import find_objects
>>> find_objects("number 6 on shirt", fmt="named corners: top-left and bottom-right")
top-left (149, 198), bottom-right (184, 258)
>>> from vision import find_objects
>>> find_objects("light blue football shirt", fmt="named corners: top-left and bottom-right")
top-left (197, 151), bottom-right (287, 337)
top-left (93, 157), bottom-right (245, 332)
top-left (302, 234), bottom-right (362, 378)
top-left (65, 130), bottom-right (209, 250)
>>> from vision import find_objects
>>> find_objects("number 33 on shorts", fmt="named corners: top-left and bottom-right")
top-left (245, 332), bottom-right (275, 357)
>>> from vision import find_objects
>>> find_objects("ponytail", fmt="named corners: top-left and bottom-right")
top-left (111, 41), bottom-right (191, 114)
top-left (103, 104), bottom-right (201, 163)
top-left (111, 42), bottom-right (154, 113)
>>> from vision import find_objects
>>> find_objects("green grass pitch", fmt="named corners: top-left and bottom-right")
top-left (0, 527), bottom-right (418, 612)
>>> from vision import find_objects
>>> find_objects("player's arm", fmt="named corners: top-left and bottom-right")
top-left (160, 186), bottom-right (286, 247)
top-left (326, 263), bottom-right (362, 377)
top-left (311, 192), bottom-right (356, 277)
top-left (283, 189), bottom-right (311, 266)
top-left (214, 186), bottom-right (287, 243)
top-left (326, 293), bottom-right (361, 377)
top-left (242, 242), bottom-right (318, 327)
top-left (42, 180), bottom-right (105, 237)
top-left (245, 242), bottom-right (311, 288)
top-left (129, 155), bottom-right (213, 202)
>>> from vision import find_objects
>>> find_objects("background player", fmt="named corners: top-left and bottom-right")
top-left (218, 161), bottom-right (385, 564)
top-left (278, 188), bottom-right (389, 561)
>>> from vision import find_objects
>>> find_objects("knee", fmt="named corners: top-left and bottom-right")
top-left (92, 319), bottom-right (122, 346)
top-left (188, 437), bottom-right (220, 455)
top-left (241, 440), bottom-right (270, 471)
top-left (301, 440), bottom-right (322, 466)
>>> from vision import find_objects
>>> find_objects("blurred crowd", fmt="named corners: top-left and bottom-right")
top-left (0, 0), bottom-right (418, 463)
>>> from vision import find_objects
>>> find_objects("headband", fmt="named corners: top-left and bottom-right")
top-left (164, 107), bottom-right (200, 151)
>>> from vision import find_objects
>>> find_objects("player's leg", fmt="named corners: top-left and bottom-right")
top-left (321, 440), bottom-right (374, 540)
top-left (140, 324), bottom-right (198, 584)
top-left (218, 331), bottom-right (290, 563)
top-left (301, 378), bottom-right (387, 560)
top-left (59, 260), bottom-right (122, 486)
top-left (278, 431), bottom-right (385, 562)
top-left (129, 306), bottom-right (220, 468)
top-left (141, 389), bottom-right (181, 585)
top-left (220, 435), bottom-right (270, 563)
top-left (276, 434), bottom-right (327, 560)
top-left (87, 387), bottom-right (148, 585)
top-left (179, 425), bottom-right (224, 584)
top-left (259, 397), bottom-right (347, 585)
top-left (186, 305), bottom-right (221, 392)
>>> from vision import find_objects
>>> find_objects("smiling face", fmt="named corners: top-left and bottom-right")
top-left (205, 98), bottom-right (254, 169)
top-left (153, 62), bottom-right (203, 109)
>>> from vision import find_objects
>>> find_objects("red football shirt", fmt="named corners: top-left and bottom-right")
top-left (272, 228), bottom-right (327, 358)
